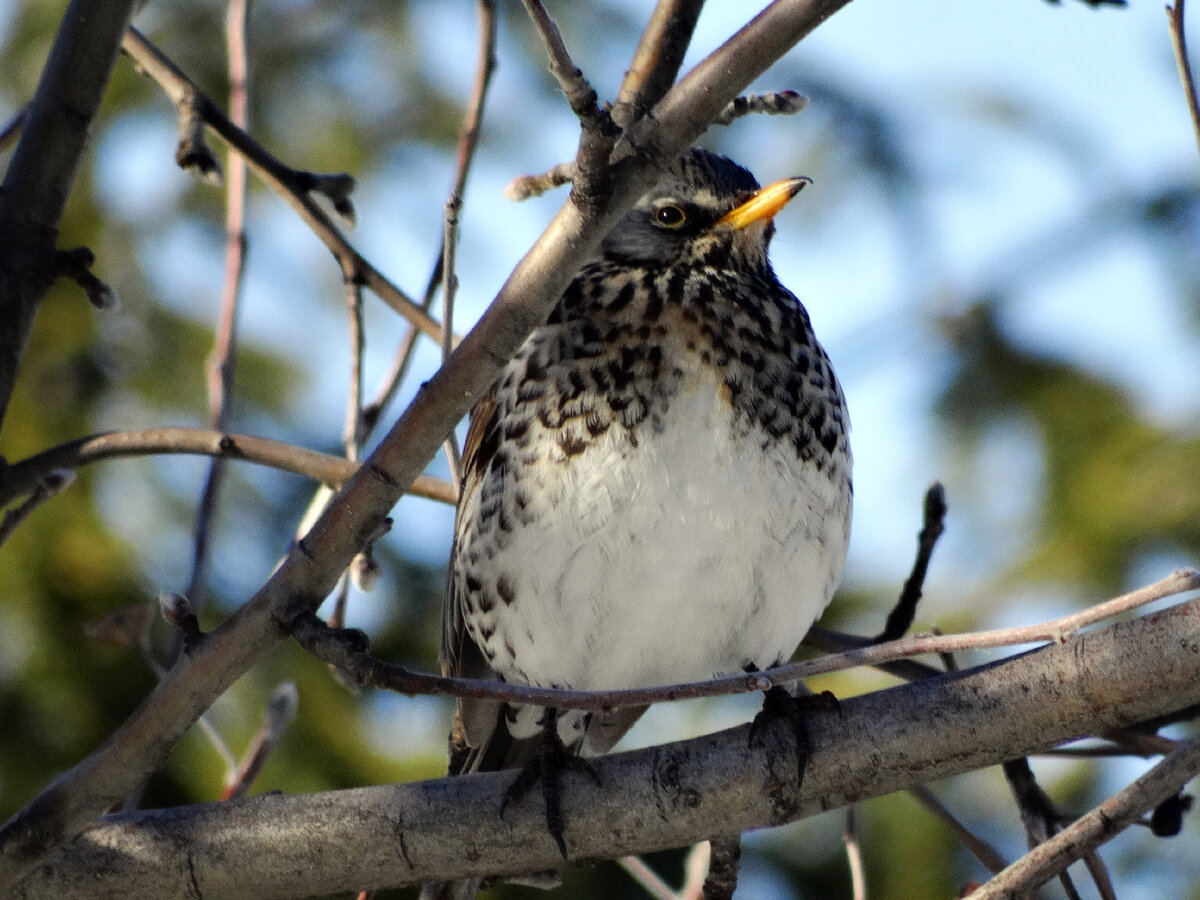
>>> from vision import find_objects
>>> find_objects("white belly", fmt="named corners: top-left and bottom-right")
top-left (470, 368), bottom-right (851, 695)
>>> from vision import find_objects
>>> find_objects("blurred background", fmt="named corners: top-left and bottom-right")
top-left (2, 0), bottom-right (1199, 897)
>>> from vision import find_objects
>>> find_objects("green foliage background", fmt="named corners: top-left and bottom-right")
top-left (2, 1), bottom-right (1199, 897)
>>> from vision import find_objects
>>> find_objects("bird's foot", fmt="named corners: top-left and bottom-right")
top-left (499, 710), bottom-right (600, 857)
top-left (749, 686), bottom-right (838, 788)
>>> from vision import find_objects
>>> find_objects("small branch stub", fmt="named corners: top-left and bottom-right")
top-left (56, 248), bottom-right (119, 311)
top-left (158, 591), bottom-right (203, 649)
top-left (297, 171), bottom-right (357, 227)
top-left (175, 90), bottom-right (222, 185)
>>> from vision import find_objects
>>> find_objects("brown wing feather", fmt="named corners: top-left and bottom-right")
top-left (440, 382), bottom-right (499, 681)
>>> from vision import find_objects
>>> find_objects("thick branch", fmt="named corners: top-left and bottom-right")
top-left (610, 0), bottom-right (706, 130)
top-left (0, 0), bottom-right (142, 425)
top-left (12, 598), bottom-right (1200, 899)
top-left (619, 0), bottom-right (848, 164)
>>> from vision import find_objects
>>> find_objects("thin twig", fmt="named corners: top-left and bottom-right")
top-left (440, 196), bottom-right (463, 483)
top-left (332, 277), bottom-right (368, 630)
top-left (1167, 0), bottom-right (1200, 157)
top-left (0, 428), bottom-right (457, 507)
top-left (520, 0), bottom-right (619, 218)
top-left (876, 482), bottom-right (947, 642)
top-left (1081, 850), bottom-right (1117, 900)
top-left (521, 0), bottom-right (601, 121)
top-left (907, 786), bottom-right (1008, 874)
top-left (843, 806), bottom-right (867, 900)
top-left (0, 471), bottom-right (73, 549)
top-left (186, 0), bottom-right (252, 610)
top-left (285, 569), bottom-right (1200, 710)
top-left (616, 855), bottom-right (679, 900)
top-left (120, 28), bottom-right (443, 342)
top-left (221, 682), bottom-right (299, 800)
top-left (970, 734), bottom-right (1200, 899)
top-left (367, 0), bottom-right (497, 477)
top-left (342, 280), bottom-right (366, 461)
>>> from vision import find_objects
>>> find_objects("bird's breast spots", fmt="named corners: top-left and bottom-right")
top-left (556, 431), bottom-right (589, 459)
top-left (496, 574), bottom-right (517, 605)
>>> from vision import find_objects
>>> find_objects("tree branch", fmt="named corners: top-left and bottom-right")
top-left (12, 597), bottom-right (1200, 899)
top-left (0, 0), bottom-right (143, 425)
top-left (1167, 0), bottom-right (1200, 158)
top-left (286, 571), bottom-right (1200, 711)
top-left (0, 428), bottom-right (457, 507)
top-left (609, 0), bottom-right (706, 131)
top-left (973, 732), bottom-right (1200, 898)
top-left (119, 28), bottom-right (442, 343)
top-left (185, 0), bottom-right (254, 610)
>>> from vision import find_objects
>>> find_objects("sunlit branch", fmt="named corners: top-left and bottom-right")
top-left (610, 0), bottom-right (706, 131)
top-left (286, 570), bottom-right (1200, 710)
top-left (14, 601), bottom-right (1200, 898)
top-left (0, 427), bottom-right (458, 508)
top-left (1167, 0), bottom-right (1200, 157)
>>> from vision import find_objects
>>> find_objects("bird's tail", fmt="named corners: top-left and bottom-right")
top-left (416, 706), bottom-right (543, 900)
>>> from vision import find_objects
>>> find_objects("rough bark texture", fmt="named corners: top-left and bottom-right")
top-left (12, 598), bottom-right (1200, 900)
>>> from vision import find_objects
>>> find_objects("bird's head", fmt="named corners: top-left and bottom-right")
top-left (599, 148), bottom-right (810, 271)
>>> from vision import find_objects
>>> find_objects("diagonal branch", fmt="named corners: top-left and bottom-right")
top-left (119, 27), bottom-right (443, 343)
top-left (610, 0), bottom-right (706, 130)
top-left (520, 0), bottom-right (620, 218)
top-left (972, 733), bottom-right (1200, 898)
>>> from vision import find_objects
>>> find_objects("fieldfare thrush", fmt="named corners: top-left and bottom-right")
top-left (423, 148), bottom-right (852, 899)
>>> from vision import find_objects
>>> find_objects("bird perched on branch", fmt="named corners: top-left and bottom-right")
top-left (422, 148), bottom-right (852, 899)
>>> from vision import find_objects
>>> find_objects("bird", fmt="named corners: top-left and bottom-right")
top-left (421, 148), bottom-right (852, 899)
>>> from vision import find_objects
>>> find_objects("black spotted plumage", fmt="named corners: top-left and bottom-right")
top-left (420, 149), bottom-right (852, 900)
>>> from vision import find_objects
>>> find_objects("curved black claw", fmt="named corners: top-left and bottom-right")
top-left (750, 686), bottom-right (837, 788)
top-left (499, 710), bottom-right (600, 858)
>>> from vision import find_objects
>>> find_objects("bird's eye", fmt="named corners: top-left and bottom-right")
top-left (653, 204), bottom-right (687, 229)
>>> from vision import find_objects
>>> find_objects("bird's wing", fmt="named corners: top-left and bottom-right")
top-left (442, 383), bottom-right (523, 772)
top-left (440, 382), bottom-right (499, 683)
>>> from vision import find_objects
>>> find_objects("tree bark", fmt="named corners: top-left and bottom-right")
top-left (12, 597), bottom-right (1200, 900)
top-left (0, 0), bottom-right (142, 425)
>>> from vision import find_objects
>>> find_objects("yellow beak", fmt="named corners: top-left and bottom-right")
top-left (715, 176), bottom-right (811, 230)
